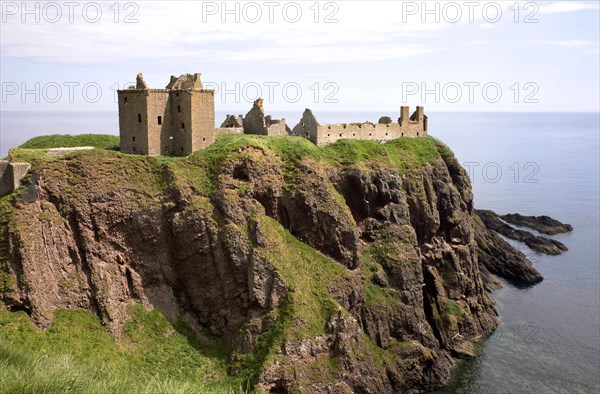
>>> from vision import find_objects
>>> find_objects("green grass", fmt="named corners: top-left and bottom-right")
top-left (257, 216), bottom-right (352, 340)
top-left (6, 133), bottom-right (452, 191)
top-left (0, 194), bottom-right (16, 294)
top-left (442, 299), bottom-right (463, 318)
top-left (226, 215), bottom-right (356, 385)
top-left (0, 304), bottom-right (244, 393)
top-left (18, 134), bottom-right (119, 150)
top-left (321, 136), bottom-right (444, 171)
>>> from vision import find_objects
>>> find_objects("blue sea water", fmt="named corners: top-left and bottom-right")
top-left (0, 111), bottom-right (599, 392)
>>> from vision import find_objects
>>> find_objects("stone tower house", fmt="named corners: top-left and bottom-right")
top-left (118, 73), bottom-right (215, 156)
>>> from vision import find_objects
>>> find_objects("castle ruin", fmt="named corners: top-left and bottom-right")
top-left (215, 99), bottom-right (289, 137)
top-left (290, 107), bottom-right (427, 146)
top-left (117, 73), bottom-right (215, 156)
top-left (0, 160), bottom-right (31, 195)
top-left (118, 73), bottom-right (428, 156)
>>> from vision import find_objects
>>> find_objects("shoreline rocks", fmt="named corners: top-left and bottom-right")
top-left (475, 210), bottom-right (568, 256)
top-left (500, 213), bottom-right (573, 235)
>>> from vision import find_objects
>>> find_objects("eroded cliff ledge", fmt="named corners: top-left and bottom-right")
top-left (0, 135), bottom-right (541, 393)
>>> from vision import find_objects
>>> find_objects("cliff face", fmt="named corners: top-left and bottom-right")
top-left (0, 136), bottom-right (535, 392)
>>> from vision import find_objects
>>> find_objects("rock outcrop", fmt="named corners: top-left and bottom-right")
top-left (476, 209), bottom-right (568, 255)
top-left (0, 136), bottom-right (543, 392)
top-left (500, 213), bottom-right (573, 235)
top-left (473, 215), bottom-right (543, 286)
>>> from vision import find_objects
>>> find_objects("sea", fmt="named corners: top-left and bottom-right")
top-left (1, 111), bottom-right (599, 393)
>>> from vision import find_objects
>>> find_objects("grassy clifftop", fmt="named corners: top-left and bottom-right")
top-left (0, 133), bottom-right (474, 393)
top-left (7, 133), bottom-right (449, 169)
top-left (17, 134), bottom-right (119, 150)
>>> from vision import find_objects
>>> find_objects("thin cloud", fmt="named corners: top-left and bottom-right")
top-left (538, 1), bottom-right (600, 14)
top-left (531, 39), bottom-right (600, 55)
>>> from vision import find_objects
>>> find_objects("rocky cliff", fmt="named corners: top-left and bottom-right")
top-left (0, 135), bottom-right (540, 393)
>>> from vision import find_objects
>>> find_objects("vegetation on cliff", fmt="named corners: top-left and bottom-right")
top-left (0, 133), bottom-right (539, 393)
top-left (17, 134), bottom-right (120, 150)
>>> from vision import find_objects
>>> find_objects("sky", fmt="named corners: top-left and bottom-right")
top-left (1, 0), bottom-right (599, 113)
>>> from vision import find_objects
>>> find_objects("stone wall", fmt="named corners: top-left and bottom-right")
top-left (169, 90), bottom-right (193, 155)
top-left (220, 115), bottom-right (243, 128)
top-left (242, 99), bottom-right (268, 135)
top-left (215, 127), bottom-right (244, 136)
top-left (190, 91), bottom-right (215, 152)
top-left (117, 73), bottom-right (216, 157)
top-left (265, 119), bottom-right (288, 137)
top-left (241, 98), bottom-right (288, 137)
top-left (291, 109), bottom-right (320, 142)
top-left (146, 90), bottom-right (171, 156)
top-left (0, 161), bottom-right (9, 195)
top-left (118, 90), bottom-right (149, 155)
top-left (47, 147), bottom-right (95, 156)
top-left (118, 74), bottom-right (428, 154)
top-left (291, 107), bottom-right (427, 146)
top-left (0, 160), bottom-right (31, 195)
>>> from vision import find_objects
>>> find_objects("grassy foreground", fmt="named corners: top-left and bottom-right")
top-left (0, 304), bottom-right (245, 393)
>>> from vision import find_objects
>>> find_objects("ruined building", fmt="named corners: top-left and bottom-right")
top-left (0, 161), bottom-right (31, 195)
top-left (217, 100), bottom-right (427, 147)
top-left (117, 73), bottom-right (215, 156)
top-left (216, 99), bottom-right (288, 137)
top-left (118, 73), bottom-right (427, 156)
top-left (291, 106), bottom-right (428, 146)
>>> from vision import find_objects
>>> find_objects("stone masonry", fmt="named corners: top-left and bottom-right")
top-left (119, 73), bottom-right (427, 155)
top-left (0, 160), bottom-right (31, 195)
top-left (291, 106), bottom-right (428, 146)
top-left (118, 73), bottom-right (215, 156)
top-left (242, 99), bottom-right (288, 136)
top-left (217, 98), bottom-right (288, 137)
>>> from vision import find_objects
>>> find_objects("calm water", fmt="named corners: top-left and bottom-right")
top-left (1, 111), bottom-right (599, 392)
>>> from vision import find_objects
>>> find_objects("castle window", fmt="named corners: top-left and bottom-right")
top-left (339, 134), bottom-right (342, 137)
top-left (417, 132), bottom-right (420, 136)
top-left (353, 134), bottom-right (356, 137)
top-left (181, 147), bottom-right (184, 152)
top-left (401, 133), bottom-right (404, 137)
top-left (133, 147), bottom-right (136, 152)
top-left (369, 133), bottom-right (372, 136)
top-left (385, 133), bottom-right (388, 136)
top-left (178, 105), bottom-right (181, 113)
top-left (203, 138), bottom-right (206, 142)
top-left (157, 116), bottom-right (162, 125)
top-left (132, 136), bottom-right (135, 142)
top-left (327, 134), bottom-right (330, 137)
top-left (138, 113), bottom-right (142, 123)
top-left (181, 123), bottom-right (185, 129)
top-left (124, 97), bottom-right (128, 104)
top-left (328, 126), bottom-right (331, 130)
top-left (176, 93), bottom-right (179, 97)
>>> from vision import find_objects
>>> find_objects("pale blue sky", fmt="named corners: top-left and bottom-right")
top-left (1, 1), bottom-right (599, 112)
